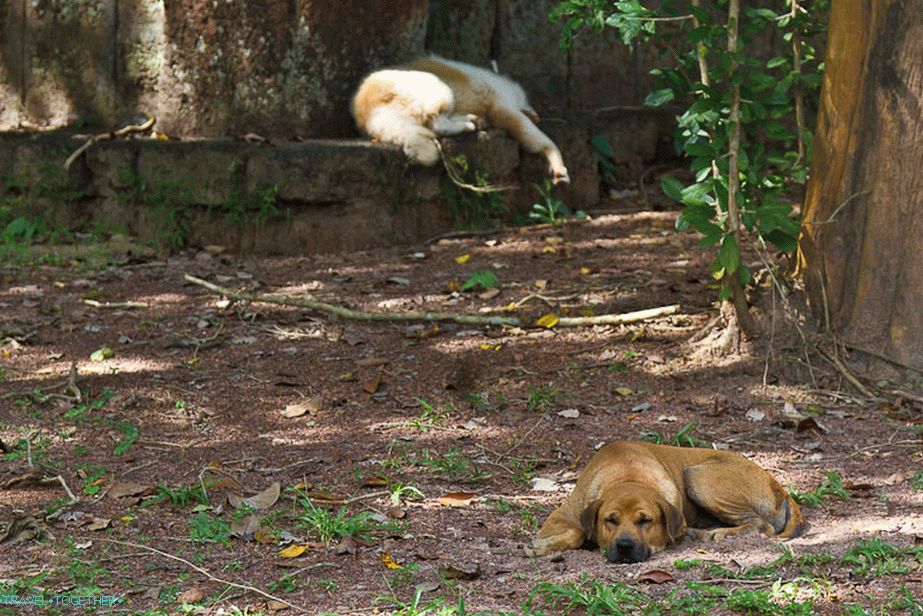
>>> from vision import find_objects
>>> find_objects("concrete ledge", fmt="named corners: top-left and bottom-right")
top-left (0, 109), bottom-right (673, 254)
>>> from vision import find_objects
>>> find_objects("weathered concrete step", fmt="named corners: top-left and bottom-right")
top-left (0, 109), bottom-right (672, 254)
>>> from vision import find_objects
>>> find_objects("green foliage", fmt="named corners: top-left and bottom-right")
top-left (462, 270), bottom-right (499, 291)
top-left (641, 422), bottom-right (708, 448)
top-left (552, 0), bottom-right (829, 301)
top-left (526, 385), bottom-right (571, 412)
top-left (912, 470), bottom-right (923, 491)
top-left (841, 538), bottom-right (923, 577)
top-left (188, 511), bottom-right (232, 544)
top-left (441, 156), bottom-right (506, 229)
top-left (789, 471), bottom-right (850, 508)
top-left (146, 483), bottom-right (210, 508)
top-left (529, 179), bottom-right (583, 225)
top-left (408, 398), bottom-right (451, 432)
top-left (294, 496), bottom-right (402, 544)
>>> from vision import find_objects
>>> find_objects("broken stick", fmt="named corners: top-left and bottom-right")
top-left (183, 273), bottom-right (679, 329)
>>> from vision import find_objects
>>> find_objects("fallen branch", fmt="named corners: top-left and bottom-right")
top-left (100, 538), bottom-right (306, 613)
top-left (184, 274), bottom-right (679, 329)
top-left (65, 115), bottom-right (156, 170)
top-left (83, 299), bottom-right (150, 310)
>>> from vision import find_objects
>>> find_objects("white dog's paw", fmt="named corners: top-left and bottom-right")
top-left (464, 114), bottom-right (482, 131)
top-left (552, 166), bottom-right (570, 185)
top-left (404, 139), bottom-right (440, 166)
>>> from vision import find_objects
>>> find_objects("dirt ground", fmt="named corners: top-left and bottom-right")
top-left (1, 203), bottom-right (921, 615)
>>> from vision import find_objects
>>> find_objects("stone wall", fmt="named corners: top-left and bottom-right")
top-left (1, 0), bottom-right (661, 137)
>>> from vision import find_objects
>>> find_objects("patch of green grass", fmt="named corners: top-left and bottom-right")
top-left (526, 385), bottom-right (571, 413)
top-left (294, 496), bottom-right (402, 544)
top-left (77, 464), bottom-right (110, 496)
top-left (464, 390), bottom-right (507, 412)
top-left (407, 398), bottom-right (451, 432)
top-left (674, 558), bottom-right (703, 571)
top-left (911, 470), bottom-right (923, 491)
top-left (383, 447), bottom-right (489, 483)
top-left (641, 422), bottom-right (708, 448)
top-left (145, 483), bottom-right (210, 508)
top-left (841, 538), bottom-right (923, 577)
top-left (724, 588), bottom-right (814, 616)
top-left (188, 511), bottom-right (232, 544)
top-left (113, 420), bottom-right (140, 455)
top-left (527, 576), bottom-right (649, 615)
top-left (789, 471), bottom-right (850, 508)
top-left (63, 388), bottom-right (114, 421)
top-left (268, 574), bottom-right (297, 593)
top-left (376, 587), bottom-right (467, 616)
top-left (528, 179), bottom-right (584, 225)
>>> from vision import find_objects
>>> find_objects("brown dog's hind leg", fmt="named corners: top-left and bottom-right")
top-left (526, 507), bottom-right (585, 556)
top-left (682, 460), bottom-right (801, 541)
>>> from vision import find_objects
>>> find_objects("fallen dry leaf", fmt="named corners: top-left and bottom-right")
top-left (281, 397), bottom-right (322, 418)
top-left (363, 374), bottom-right (382, 394)
top-left (535, 313), bottom-right (559, 328)
top-left (436, 492), bottom-right (477, 507)
top-left (637, 569), bottom-right (675, 584)
top-left (278, 544), bottom-right (307, 558)
top-left (438, 561), bottom-right (481, 580)
top-left (108, 481), bottom-right (150, 499)
top-left (381, 552), bottom-right (402, 569)
top-left (176, 587), bottom-right (204, 605)
top-left (228, 481), bottom-right (281, 510)
top-left (86, 516), bottom-right (111, 532)
top-left (230, 512), bottom-right (262, 541)
top-left (337, 535), bottom-right (358, 555)
top-left (267, 600), bottom-right (290, 612)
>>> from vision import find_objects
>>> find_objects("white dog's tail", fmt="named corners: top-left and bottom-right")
top-left (365, 107), bottom-right (440, 166)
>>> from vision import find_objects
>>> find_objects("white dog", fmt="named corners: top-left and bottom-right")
top-left (351, 55), bottom-right (569, 184)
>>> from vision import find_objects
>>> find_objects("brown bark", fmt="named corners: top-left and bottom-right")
top-left (798, 0), bottom-right (923, 372)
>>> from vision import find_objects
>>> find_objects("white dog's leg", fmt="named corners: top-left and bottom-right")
top-left (366, 107), bottom-right (440, 166)
top-left (431, 113), bottom-right (479, 136)
top-left (488, 107), bottom-right (570, 184)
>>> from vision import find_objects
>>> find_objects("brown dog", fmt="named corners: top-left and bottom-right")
top-left (528, 441), bottom-right (803, 563)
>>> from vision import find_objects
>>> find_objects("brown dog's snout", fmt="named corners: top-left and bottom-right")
top-left (606, 535), bottom-right (650, 563)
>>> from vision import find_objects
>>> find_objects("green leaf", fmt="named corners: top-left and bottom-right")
top-left (718, 235), bottom-right (740, 275)
top-left (462, 270), bottom-right (499, 291)
top-left (739, 265), bottom-right (753, 286)
top-left (590, 135), bottom-right (614, 158)
top-left (763, 229), bottom-right (798, 253)
top-left (661, 177), bottom-right (685, 202)
top-left (644, 88), bottom-right (675, 107)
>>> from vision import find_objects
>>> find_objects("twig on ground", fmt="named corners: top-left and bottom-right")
top-left (817, 348), bottom-right (874, 399)
top-left (83, 299), bottom-right (150, 310)
top-left (184, 274), bottom-right (680, 329)
top-left (502, 417), bottom-right (545, 460)
top-left (434, 139), bottom-right (517, 194)
top-left (100, 538), bottom-right (306, 612)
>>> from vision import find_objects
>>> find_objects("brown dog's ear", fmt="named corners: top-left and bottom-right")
top-left (657, 496), bottom-right (685, 543)
top-left (580, 499), bottom-right (603, 541)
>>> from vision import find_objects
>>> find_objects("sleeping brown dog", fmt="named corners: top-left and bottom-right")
top-left (528, 441), bottom-right (804, 563)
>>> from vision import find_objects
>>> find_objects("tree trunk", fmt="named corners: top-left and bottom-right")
top-left (798, 0), bottom-right (923, 374)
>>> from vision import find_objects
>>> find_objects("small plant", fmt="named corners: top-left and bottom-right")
top-left (461, 269), bottom-right (499, 291)
top-left (912, 470), bottom-right (923, 491)
top-left (145, 483), bottom-right (209, 508)
top-left (188, 511), bottom-right (232, 544)
top-left (841, 538), bottom-right (923, 577)
top-left (78, 464), bottom-right (110, 496)
top-left (388, 482), bottom-right (424, 506)
top-left (441, 155), bottom-right (506, 230)
top-left (641, 422), bottom-right (708, 448)
top-left (674, 558), bottom-right (703, 571)
top-left (527, 575), bottom-right (648, 615)
top-left (294, 496), bottom-right (401, 544)
top-left (528, 179), bottom-right (583, 225)
top-left (63, 388), bottom-right (114, 421)
top-left (724, 588), bottom-right (814, 616)
top-left (526, 385), bottom-right (570, 412)
top-left (407, 398), bottom-right (450, 432)
top-left (387, 447), bottom-right (489, 483)
top-left (113, 421), bottom-right (140, 455)
top-left (268, 574), bottom-right (297, 593)
top-left (789, 471), bottom-right (850, 508)
top-left (464, 390), bottom-right (507, 412)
